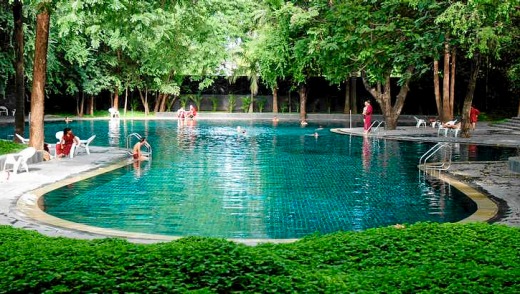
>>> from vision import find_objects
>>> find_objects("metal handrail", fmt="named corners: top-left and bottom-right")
top-left (369, 120), bottom-right (385, 133)
top-left (419, 142), bottom-right (452, 173)
top-left (126, 133), bottom-right (152, 156)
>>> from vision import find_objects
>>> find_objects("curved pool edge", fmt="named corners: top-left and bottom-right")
top-left (420, 166), bottom-right (499, 223)
top-left (15, 160), bottom-right (299, 246)
top-left (16, 160), bottom-right (495, 246)
top-left (332, 128), bottom-right (500, 223)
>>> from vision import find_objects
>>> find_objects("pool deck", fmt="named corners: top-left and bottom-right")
top-left (0, 120), bottom-right (519, 244)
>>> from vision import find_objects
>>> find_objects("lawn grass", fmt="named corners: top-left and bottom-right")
top-left (0, 139), bottom-right (25, 155)
top-left (0, 222), bottom-right (518, 293)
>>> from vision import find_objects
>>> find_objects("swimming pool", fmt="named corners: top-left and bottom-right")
top-left (15, 119), bottom-right (487, 239)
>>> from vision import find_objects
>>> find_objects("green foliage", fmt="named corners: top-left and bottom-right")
top-left (191, 93), bottom-right (204, 111)
top-left (208, 96), bottom-right (219, 112)
top-left (0, 140), bottom-right (25, 155)
top-left (0, 223), bottom-right (519, 292)
top-left (179, 95), bottom-right (191, 109)
top-left (280, 102), bottom-right (288, 113)
top-left (256, 97), bottom-right (267, 113)
top-left (240, 96), bottom-right (252, 113)
top-left (228, 94), bottom-right (236, 113)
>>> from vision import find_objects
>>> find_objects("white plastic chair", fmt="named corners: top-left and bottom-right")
top-left (55, 131), bottom-right (78, 158)
top-left (108, 108), bottom-right (120, 118)
top-left (15, 134), bottom-right (29, 144)
top-left (0, 106), bottom-right (8, 116)
top-left (3, 147), bottom-right (36, 174)
top-left (75, 135), bottom-right (96, 155)
top-left (413, 116), bottom-right (427, 128)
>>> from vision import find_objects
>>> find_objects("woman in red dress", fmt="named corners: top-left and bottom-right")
top-left (362, 100), bottom-right (373, 134)
top-left (56, 127), bottom-right (80, 158)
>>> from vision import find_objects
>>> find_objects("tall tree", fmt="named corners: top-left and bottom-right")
top-left (13, 0), bottom-right (25, 141)
top-left (29, 1), bottom-right (52, 150)
top-left (436, 0), bottom-right (518, 137)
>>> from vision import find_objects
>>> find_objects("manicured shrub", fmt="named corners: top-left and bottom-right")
top-left (0, 223), bottom-right (519, 293)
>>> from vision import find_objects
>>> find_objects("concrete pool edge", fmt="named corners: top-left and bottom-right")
top-left (419, 166), bottom-right (499, 223)
top-left (16, 159), bottom-right (494, 245)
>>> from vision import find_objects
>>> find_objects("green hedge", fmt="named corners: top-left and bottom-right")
top-left (0, 222), bottom-right (519, 293)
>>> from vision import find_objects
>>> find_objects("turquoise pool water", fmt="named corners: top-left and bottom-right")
top-left (20, 119), bottom-right (484, 239)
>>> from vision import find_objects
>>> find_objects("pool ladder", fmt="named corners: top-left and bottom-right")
top-left (418, 142), bottom-right (452, 175)
top-left (369, 120), bottom-right (385, 134)
top-left (126, 133), bottom-right (152, 157)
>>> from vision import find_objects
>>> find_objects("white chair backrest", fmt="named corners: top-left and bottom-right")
top-left (56, 131), bottom-right (64, 141)
top-left (85, 135), bottom-right (96, 144)
top-left (15, 133), bottom-right (28, 144)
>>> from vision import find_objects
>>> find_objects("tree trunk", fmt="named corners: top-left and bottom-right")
top-left (160, 94), bottom-right (169, 112)
top-left (124, 87), bottom-right (128, 116)
top-left (461, 54), bottom-right (480, 138)
top-left (272, 85), bottom-right (278, 113)
top-left (450, 48), bottom-right (456, 116)
top-left (248, 93), bottom-right (254, 113)
top-left (113, 86), bottom-right (119, 110)
top-left (442, 41), bottom-right (451, 122)
top-left (138, 88), bottom-right (149, 115)
top-left (29, 8), bottom-right (50, 150)
top-left (79, 92), bottom-right (84, 117)
top-left (298, 84), bottom-right (307, 121)
top-left (361, 67), bottom-right (413, 130)
top-left (154, 93), bottom-right (162, 113)
top-left (433, 59), bottom-right (441, 116)
top-left (351, 76), bottom-right (358, 114)
top-left (13, 0), bottom-right (25, 142)
top-left (344, 76), bottom-right (351, 114)
top-left (88, 95), bottom-right (94, 115)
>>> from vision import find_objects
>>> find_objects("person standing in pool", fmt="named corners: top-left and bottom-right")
top-left (362, 100), bottom-right (373, 134)
top-left (133, 138), bottom-right (149, 161)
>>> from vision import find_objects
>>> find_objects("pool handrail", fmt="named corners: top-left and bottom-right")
top-left (126, 133), bottom-right (152, 156)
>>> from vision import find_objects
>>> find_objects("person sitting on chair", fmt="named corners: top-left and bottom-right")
top-left (56, 127), bottom-right (80, 158)
top-left (442, 121), bottom-right (460, 129)
top-left (133, 138), bottom-right (149, 161)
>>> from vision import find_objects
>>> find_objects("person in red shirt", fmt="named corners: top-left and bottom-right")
top-left (470, 105), bottom-right (480, 130)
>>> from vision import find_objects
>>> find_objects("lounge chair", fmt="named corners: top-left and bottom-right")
top-left (15, 133), bottom-right (29, 144)
top-left (413, 116), bottom-right (427, 128)
top-left (0, 106), bottom-right (8, 116)
top-left (437, 120), bottom-right (458, 137)
top-left (75, 135), bottom-right (96, 155)
top-left (3, 147), bottom-right (36, 174)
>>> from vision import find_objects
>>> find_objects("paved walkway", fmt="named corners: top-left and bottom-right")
top-left (0, 121), bottom-right (519, 244)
